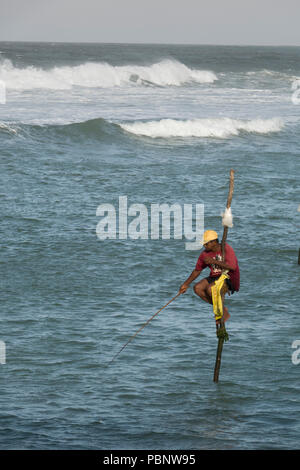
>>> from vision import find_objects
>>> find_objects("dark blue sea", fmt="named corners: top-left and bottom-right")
top-left (0, 42), bottom-right (300, 450)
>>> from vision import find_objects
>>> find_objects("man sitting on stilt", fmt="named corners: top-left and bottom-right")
top-left (179, 230), bottom-right (240, 323)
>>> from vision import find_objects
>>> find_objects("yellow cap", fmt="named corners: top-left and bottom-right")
top-left (202, 230), bottom-right (218, 245)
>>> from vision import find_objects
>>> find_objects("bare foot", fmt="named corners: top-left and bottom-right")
top-left (223, 307), bottom-right (230, 323)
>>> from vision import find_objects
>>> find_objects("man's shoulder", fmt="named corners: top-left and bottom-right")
top-left (197, 249), bottom-right (208, 262)
top-left (225, 243), bottom-right (236, 253)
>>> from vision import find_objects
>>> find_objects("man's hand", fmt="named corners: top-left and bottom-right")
top-left (179, 269), bottom-right (201, 294)
top-left (179, 283), bottom-right (189, 294)
top-left (204, 256), bottom-right (234, 271)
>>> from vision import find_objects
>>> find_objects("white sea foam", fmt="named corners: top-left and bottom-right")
top-left (120, 117), bottom-right (284, 138)
top-left (247, 69), bottom-right (299, 82)
top-left (0, 58), bottom-right (217, 90)
top-left (0, 121), bottom-right (18, 134)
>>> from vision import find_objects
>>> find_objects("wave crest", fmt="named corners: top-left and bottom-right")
top-left (0, 59), bottom-right (217, 90)
top-left (120, 117), bottom-right (284, 138)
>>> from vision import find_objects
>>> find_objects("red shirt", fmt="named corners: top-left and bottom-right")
top-left (195, 243), bottom-right (240, 291)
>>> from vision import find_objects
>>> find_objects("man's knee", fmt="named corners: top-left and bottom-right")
top-left (194, 280), bottom-right (208, 296)
top-left (193, 282), bottom-right (202, 295)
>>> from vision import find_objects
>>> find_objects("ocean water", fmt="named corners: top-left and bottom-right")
top-left (0, 42), bottom-right (300, 450)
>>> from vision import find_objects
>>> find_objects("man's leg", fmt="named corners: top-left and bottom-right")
top-left (193, 279), bottom-right (212, 304)
top-left (194, 279), bottom-right (230, 323)
top-left (220, 284), bottom-right (230, 323)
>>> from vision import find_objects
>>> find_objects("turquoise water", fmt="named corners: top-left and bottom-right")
top-left (0, 43), bottom-right (300, 450)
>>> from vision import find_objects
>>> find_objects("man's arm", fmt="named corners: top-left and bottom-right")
top-left (179, 269), bottom-right (201, 293)
top-left (204, 257), bottom-right (235, 271)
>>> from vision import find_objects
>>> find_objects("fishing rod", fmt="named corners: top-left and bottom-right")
top-left (107, 292), bottom-right (181, 366)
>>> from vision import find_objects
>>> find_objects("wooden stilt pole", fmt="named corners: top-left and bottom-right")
top-left (213, 324), bottom-right (225, 382)
top-left (213, 169), bottom-right (235, 383)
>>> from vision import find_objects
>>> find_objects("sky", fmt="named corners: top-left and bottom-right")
top-left (1, 0), bottom-right (300, 46)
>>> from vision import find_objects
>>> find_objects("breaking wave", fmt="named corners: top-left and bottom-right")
top-left (120, 117), bottom-right (284, 138)
top-left (0, 117), bottom-right (285, 142)
top-left (0, 58), bottom-right (217, 90)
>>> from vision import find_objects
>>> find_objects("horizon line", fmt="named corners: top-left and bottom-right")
top-left (0, 39), bottom-right (300, 48)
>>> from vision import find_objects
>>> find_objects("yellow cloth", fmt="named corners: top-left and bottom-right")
top-left (211, 273), bottom-right (229, 321)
